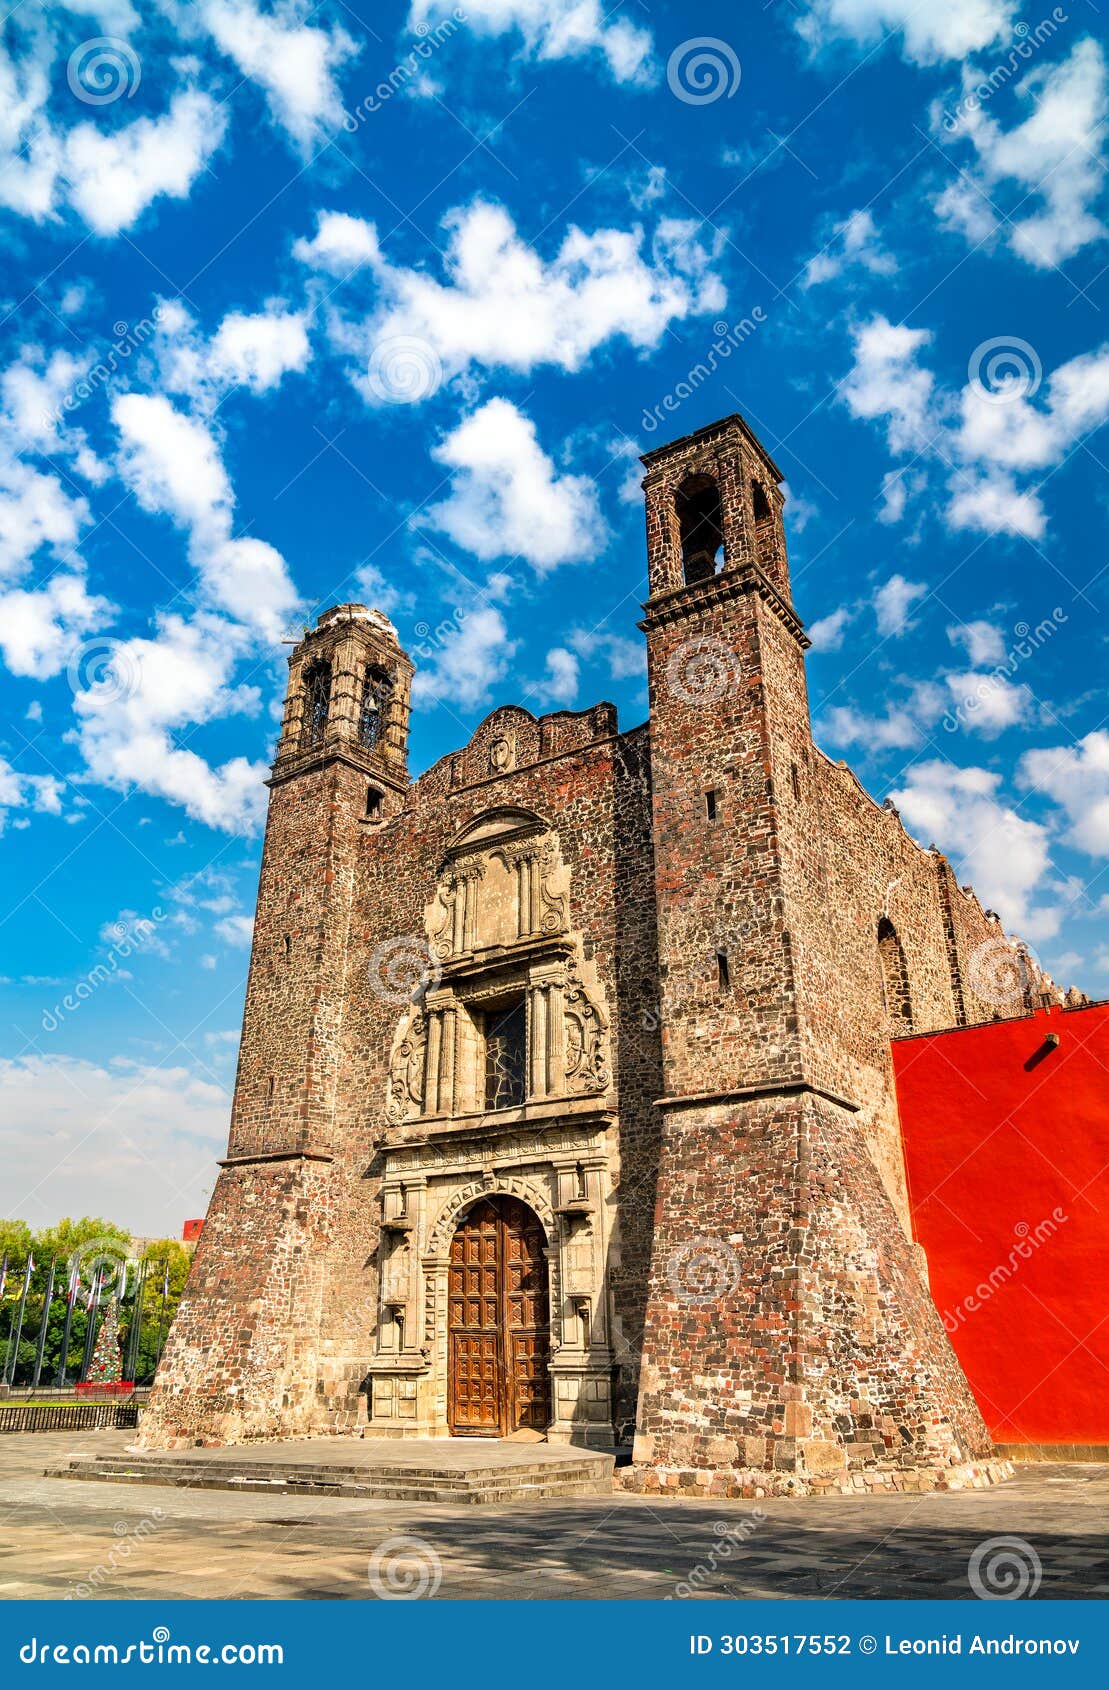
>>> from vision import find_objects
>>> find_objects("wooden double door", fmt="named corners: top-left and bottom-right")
top-left (448, 1196), bottom-right (551, 1437)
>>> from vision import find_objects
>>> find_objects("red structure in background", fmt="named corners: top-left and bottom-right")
top-left (893, 1001), bottom-right (1109, 1447)
top-left (182, 1219), bottom-right (203, 1243)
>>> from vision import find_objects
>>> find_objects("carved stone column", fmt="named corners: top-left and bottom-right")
top-left (529, 985), bottom-right (548, 1098)
top-left (440, 1002), bottom-right (458, 1117)
top-left (424, 1012), bottom-right (443, 1114)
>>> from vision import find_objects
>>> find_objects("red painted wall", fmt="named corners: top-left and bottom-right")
top-left (893, 1002), bottom-right (1109, 1446)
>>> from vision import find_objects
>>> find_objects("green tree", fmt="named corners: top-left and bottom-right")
top-left (0, 1219), bottom-right (33, 1263)
top-left (132, 1241), bottom-right (192, 1381)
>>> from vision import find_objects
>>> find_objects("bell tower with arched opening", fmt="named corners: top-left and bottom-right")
top-left (138, 606), bottom-right (415, 1448)
top-left (634, 414), bottom-right (994, 1494)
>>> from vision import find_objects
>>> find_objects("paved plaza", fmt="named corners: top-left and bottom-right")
top-left (0, 1432), bottom-right (1105, 1601)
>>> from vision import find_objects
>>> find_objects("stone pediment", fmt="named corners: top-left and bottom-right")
top-left (446, 807), bottom-right (547, 856)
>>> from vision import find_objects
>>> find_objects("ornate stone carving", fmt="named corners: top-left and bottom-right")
top-left (427, 857), bottom-right (484, 960)
top-left (488, 735), bottom-right (513, 773)
top-left (384, 1121), bottom-right (607, 1175)
top-left (564, 960), bottom-right (609, 1093)
top-left (386, 1010), bottom-right (426, 1123)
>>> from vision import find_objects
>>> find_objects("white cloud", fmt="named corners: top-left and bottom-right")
top-left (293, 211), bottom-right (381, 275)
top-left (934, 39), bottom-right (1108, 269)
top-left (114, 393), bottom-right (232, 539)
top-left (842, 316), bottom-right (936, 455)
top-left (943, 669), bottom-right (1033, 736)
top-left (843, 316), bottom-right (1109, 538)
top-left (296, 199), bottom-right (725, 397)
top-left (948, 618), bottom-right (1006, 666)
top-left (0, 352), bottom-right (114, 680)
top-left (157, 301), bottom-right (312, 404)
top-left (1020, 731), bottom-right (1109, 856)
top-left (409, 0), bottom-right (654, 84)
top-left (0, 575), bottom-right (110, 680)
top-left (0, 757), bottom-right (65, 834)
top-left (0, 458), bottom-right (88, 583)
top-left (956, 341), bottom-right (1109, 471)
top-left (802, 207), bottom-right (897, 288)
top-left (64, 90), bottom-right (228, 237)
top-left (796, 0), bottom-right (1016, 66)
top-left (891, 758), bottom-right (1061, 939)
top-left (821, 702), bottom-right (923, 751)
top-left (413, 606), bottom-right (519, 711)
top-left (422, 399), bottom-right (604, 570)
top-left (72, 612), bottom-right (271, 834)
top-left (197, 0), bottom-right (357, 149)
top-left (568, 625), bottom-right (646, 681)
top-left (112, 392), bottom-right (299, 641)
top-left (874, 573), bottom-right (927, 637)
top-left (214, 912), bottom-right (255, 946)
top-left (807, 604), bottom-right (854, 652)
top-left (947, 469), bottom-right (1045, 538)
top-left (532, 646), bottom-right (580, 706)
top-left (0, 1054), bottom-right (226, 1235)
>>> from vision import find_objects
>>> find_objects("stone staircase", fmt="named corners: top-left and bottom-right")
top-left (45, 1447), bottom-right (615, 1505)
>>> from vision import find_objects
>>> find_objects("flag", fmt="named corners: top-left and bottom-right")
top-left (87, 1266), bottom-right (102, 1311)
top-left (23, 1254), bottom-right (34, 1288)
top-left (0, 1254), bottom-right (6, 1301)
top-left (66, 1262), bottom-right (79, 1307)
top-left (162, 1263), bottom-right (170, 1299)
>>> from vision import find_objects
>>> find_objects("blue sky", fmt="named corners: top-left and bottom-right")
top-left (1, 0), bottom-right (1107, 1233)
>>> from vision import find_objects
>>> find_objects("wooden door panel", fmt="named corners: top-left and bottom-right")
top-left (447, 1196), bottom-right (551, 1437)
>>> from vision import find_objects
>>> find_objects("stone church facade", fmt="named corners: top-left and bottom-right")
top-left (140, 413), bottom-right (1051, 1494)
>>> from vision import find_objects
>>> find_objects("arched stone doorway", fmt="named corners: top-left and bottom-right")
top-left (448, 1195), bottom-right (551, 1437)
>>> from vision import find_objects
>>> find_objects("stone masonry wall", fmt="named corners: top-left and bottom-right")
top-left (304, 703), bottom-right (663, 1438)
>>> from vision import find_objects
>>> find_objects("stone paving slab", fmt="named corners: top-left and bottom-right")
top-left (0, 1432), bottom-right (1105, 1602)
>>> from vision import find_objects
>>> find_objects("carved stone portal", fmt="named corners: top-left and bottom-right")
top-left (385, 810), bottom-right (611, 1124)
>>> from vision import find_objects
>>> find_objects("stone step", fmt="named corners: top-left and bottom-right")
top-left (44, 1453), bottom-right (614, 1504)
top-left (49, 1455), bottom-right (608, 1486)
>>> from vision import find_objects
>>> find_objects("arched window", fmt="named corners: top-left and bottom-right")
top-left (877, 917), bottom-right (913, 1034)
top-left (752, 481), bottom-right (777, 573)
top-left (676, 474), bottom-right (725, 585)
top-left (300, 660), bottom-right (332, 749)
top-left (359, 664), bottom-right (393, 752)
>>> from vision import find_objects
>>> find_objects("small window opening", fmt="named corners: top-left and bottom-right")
top-left (677, 474), bottom-right (725, 586)
top-left (790, 762), bottom-right (801, 801)
top-left (716, 950), bottom-right (731, 992)
top-left (300, 659), bottom-right (332, 748)
top-left (366, 785), bottom-right (383, 821)
top-left (359, 664), bottom-right (393, 752)
top-left (283, 933), bottom-right (292, 963)
top-left (483, 996), bottom-right (527, 1111)
top-left (705, 788), bottom-right (718, 822)
top-left (266, 1075), bottom-right (276, 1100)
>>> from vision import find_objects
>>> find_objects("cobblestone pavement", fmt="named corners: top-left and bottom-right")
top-left (0, 1434), bottom-right (1105, 1601)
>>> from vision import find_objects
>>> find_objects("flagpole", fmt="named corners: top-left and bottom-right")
top-left (124, 1260), bottom-right (148, 1382)
top-left (31, 1256), bottom-right (57, 1390)
top-left (155, 1261), bottom-right (170, 1371)
top-left (4, 1256), bottom-right (34, 1389)
top-left (55, 1262), bottom-right (78, 1388)
top-left (0, 1254), bottom-right (8, 1386)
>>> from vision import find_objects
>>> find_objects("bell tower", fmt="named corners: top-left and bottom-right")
top-left (639, 415), bottom-right (809, 1105)
top-left (273, 602), bottom-right (413, 815)
top-left (633, 417), bottom-right (994, 1495)
top-left (139, 605), bottom-right (414, 1447)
